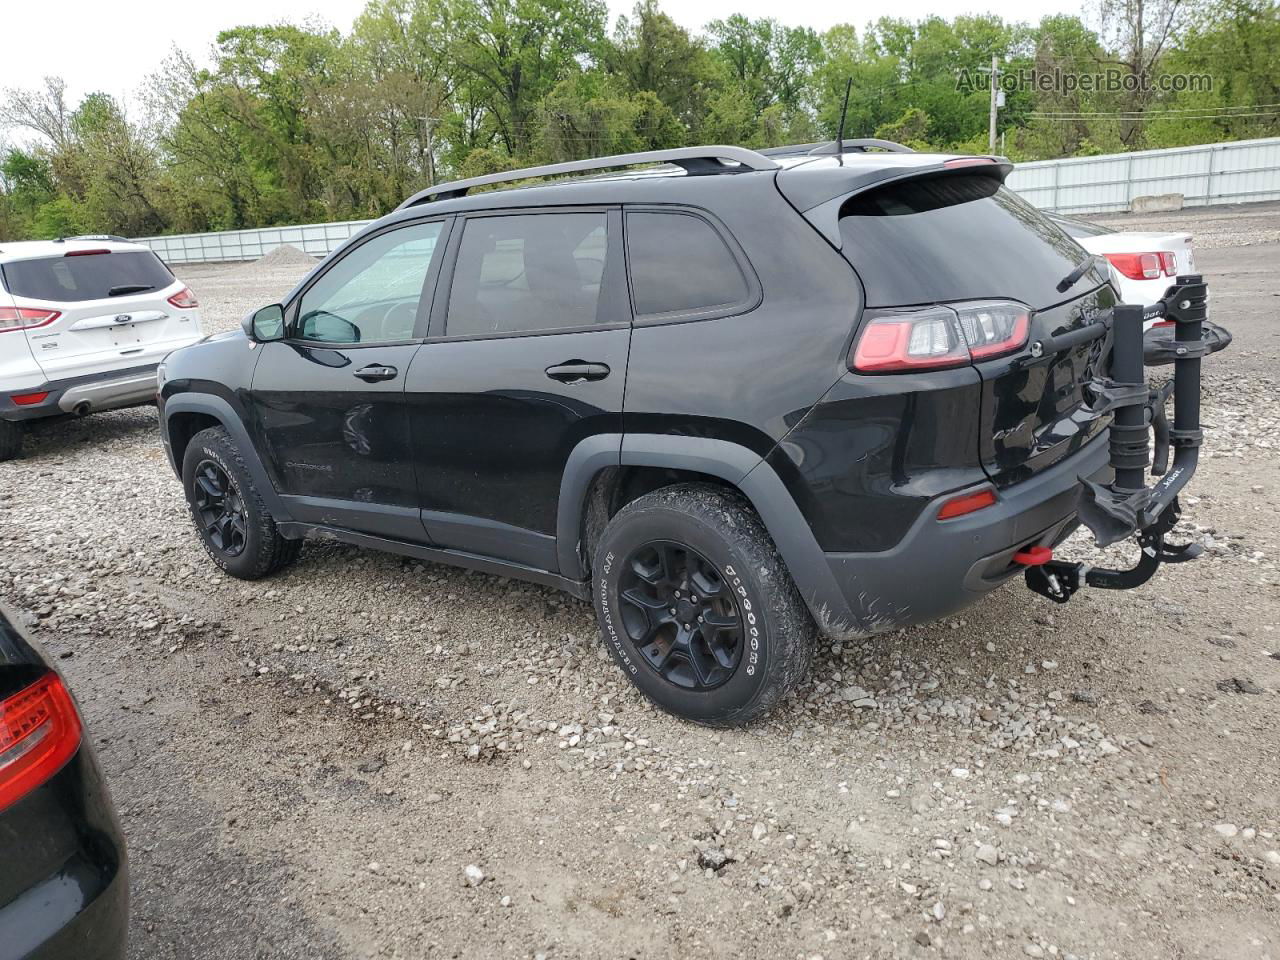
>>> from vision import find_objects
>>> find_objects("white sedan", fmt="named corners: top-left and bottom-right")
top-left (1047, 213), bottom-right (1195, 307)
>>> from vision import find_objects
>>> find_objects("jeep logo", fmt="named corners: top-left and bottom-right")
top-left (114, 314), bottom-right (132, 324)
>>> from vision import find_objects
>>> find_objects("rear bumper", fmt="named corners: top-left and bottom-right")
top-left (0, 752), bottom-right (128, 960)
top-left (1, 364), bottom-right (158, 422)
top-left (821, 429), bottom-right (1112, 635)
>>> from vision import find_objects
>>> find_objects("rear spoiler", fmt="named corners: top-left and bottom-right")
top-left (777, 156), bottom-right (1013, 249)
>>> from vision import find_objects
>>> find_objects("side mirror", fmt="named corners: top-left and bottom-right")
top-left (243, 304), bottom-right (285, 343)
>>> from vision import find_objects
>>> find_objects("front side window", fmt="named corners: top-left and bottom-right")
top-left (296, 220), bottom-right (444, 344)
top-left (625, 211), bottom-right (750, 319)
top-left (445, 212), bottom-right (608, 338)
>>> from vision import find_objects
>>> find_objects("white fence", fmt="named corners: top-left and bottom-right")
top-left (1006, 136), bottom-right (1280, 214)
top-left (136, 136), bottom-right (1280, 264)
top-left (141, 219), bottom-right (372, 266)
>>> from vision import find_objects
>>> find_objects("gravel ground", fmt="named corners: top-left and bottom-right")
top-left (1, 209), bottom-right (1277, 960)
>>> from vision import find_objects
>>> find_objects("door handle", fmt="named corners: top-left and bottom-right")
top-left (545, 361), bottom-right (610, 384)
top-left (354, 364), bottom-right (398, 382)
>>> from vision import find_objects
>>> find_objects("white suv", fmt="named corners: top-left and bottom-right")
top-left (0, 236), bottom-right (203, 460)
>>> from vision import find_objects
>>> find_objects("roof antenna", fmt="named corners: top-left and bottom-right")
top-left (834, 77), bottom-right (852, 162)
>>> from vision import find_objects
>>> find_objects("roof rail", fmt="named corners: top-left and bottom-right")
top-left (759, 139), bottom-right (915, 158)
top-left (395, 146), bottom-right (779, 210)
top-left (54, 234), bottom-right (131, 243)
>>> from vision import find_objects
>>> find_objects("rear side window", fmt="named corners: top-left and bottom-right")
top-left (838, 174), bottom-right (1099, 310)
top-left (445, 213), bottom-right (608, 338)
top-left (626, 212), bottom-right (749, 318)
top-left (1, 250), bottom-right (174, 302)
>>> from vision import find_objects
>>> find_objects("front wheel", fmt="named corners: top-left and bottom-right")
top-left (592, 483), bottom-right (815, 727)
top-left (182, 426), bottom-right (300, 579)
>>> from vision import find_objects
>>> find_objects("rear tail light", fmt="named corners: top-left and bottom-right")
top-left (10, 391), bottom-right (50, 406)
top-left (167, 287), bottom-right (199, 309)
top-left (1105, 252), bottom-right (1178, 280)
top-left (0, 672), bottom-right (83, 813)
top-left (850, 301), bottom-right (1030, 373)
top-left (937, 488), bottom-right (998, 520)
top-left (0, 307), bottom-right (61, 334)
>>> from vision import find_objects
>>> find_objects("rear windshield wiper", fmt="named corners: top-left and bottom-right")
top-left (108, 283), bottom-right (154, 296)
top-left (1056, 255), bottom-right (1102, 294)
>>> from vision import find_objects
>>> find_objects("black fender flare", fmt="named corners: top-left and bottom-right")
top-left (556, 433), bottom-right (853, 633)
top-left (162, 394), bottom-right (293, 523)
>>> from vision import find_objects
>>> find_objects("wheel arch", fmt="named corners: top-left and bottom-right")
top-left (162, 394), bottom-right (293, 523)
top-left (557, 433), bottom-right (853, 633)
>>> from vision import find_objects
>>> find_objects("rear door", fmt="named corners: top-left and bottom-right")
top-left (405, 207), bottom-right (630, 572)
top-left (0, 247), bottom-right (199, 381)
top-left (838, 171), bottom-right (1115, 487)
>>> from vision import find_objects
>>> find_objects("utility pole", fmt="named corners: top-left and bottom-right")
top-left (988, 54), bottom-right (999, 155)
top-left (416, 116), bottom-right (438, 187)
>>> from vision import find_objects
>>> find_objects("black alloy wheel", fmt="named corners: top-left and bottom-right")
top-left (192, 459), bottom-right (248, 557)
top-left (617, 540), bottom-right (744, 691)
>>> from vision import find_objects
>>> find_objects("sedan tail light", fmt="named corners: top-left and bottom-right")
top-left (0, 307), bottom-right (61, 334)
top-left (0, 672), bottom-right (83, 813)
top-left (167, 287), bottom-right (199, 309)
top-left (1105, 252), bottom-right (1178, 280)
top-left (850, 300), bottom-right (1030, 373)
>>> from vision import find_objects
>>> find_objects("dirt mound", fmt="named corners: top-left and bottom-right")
top-left (234, 243), bottom-right (318, 275)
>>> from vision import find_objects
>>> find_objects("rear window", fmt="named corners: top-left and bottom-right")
top-left (1, 250), bottom-right (174, 302)
top-left (838, 174), bottom-right (1100, 309)
top-left (1048, 214), bottom-right (1116, 239)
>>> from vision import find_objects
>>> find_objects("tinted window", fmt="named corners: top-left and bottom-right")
top-left (297, 220), bottom-right (443, 344)
top-left (446, 213), bottom-right (608, 337)
top-left (2, 250), bottom-right (174, 302)
top-left (626, 212), bottom-right (749, 317)
top-left (838, 174), bottom-right (1102, 310)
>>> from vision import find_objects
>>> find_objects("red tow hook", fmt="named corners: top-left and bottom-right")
top-left (1013, 545), bottom-right (1053, 566)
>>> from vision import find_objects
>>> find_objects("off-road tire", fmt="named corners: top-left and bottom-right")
top-left (592, 483), bottom-right (815, 726)
top-left (0, 420), bottom-right (23, 462)
top-left (182, 426), bottom-right (300, 580)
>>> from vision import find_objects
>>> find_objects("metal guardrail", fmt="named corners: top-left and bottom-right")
top-left (136, 137), bottom-right (1280, 264)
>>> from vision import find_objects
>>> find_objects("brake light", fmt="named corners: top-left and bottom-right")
top-left (937, 488), bottom-right (997, 520)
top-left (64, 248), bottom-right (111, 257)
top-left (10, 391), bottom-right (50, 406)
top-left (943, 157), bottom-right (996, 168)
top-left (1105, 252), bottom-right (1178, 280)
top-left (167, 287), bottom-right (199, 309)
top-left (850, 301), bottom-right (1030, 373)
top-left (0, 672), bottom-right (83, 813)
top-left (0, 307), bottom-right (60, 334)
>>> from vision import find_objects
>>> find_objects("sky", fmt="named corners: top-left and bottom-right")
top-left (1, 0), bottom-right (1081, 117)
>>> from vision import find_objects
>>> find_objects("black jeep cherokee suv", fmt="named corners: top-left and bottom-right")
top-left (158, 142), bottom-right (1214, 726)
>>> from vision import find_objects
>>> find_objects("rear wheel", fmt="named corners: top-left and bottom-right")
top-left (182, 427), bottom-right (300, 579)
top-left (0, 420), bottom-right (22, 462)
top-left (592, 483), bottom-right (815, 727)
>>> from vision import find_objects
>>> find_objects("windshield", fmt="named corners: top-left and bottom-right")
top-left (1, 250), bottom-right (174, 302)
top-left (838, 174), bottom-right (1105, 309)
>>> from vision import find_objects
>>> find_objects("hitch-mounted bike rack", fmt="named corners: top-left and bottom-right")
top-left (1024, 274), bottom-right (1219, 604)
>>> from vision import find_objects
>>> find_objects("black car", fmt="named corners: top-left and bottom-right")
top-left (0, 604), bottom-right (127, 959)
top-left (158, 140), bottom-right (1217, 726)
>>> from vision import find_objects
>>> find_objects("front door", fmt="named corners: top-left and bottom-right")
top-left (405, 208), bottom-right (630, 572)
top-left (250, 218), bottom-right (450, 541)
